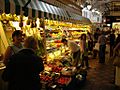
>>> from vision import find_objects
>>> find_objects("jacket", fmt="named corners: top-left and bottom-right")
top-left (2, 48), bottom-right (44, 90)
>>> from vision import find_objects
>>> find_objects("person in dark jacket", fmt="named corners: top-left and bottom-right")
top-left (110, 31), bottom-right (115, 57)
top-left (114, 34), bottom-right (120, 48)
top-left (2, 36), bottom-right (44, 90)
top-left (98, 31), bottom-right (106, 63)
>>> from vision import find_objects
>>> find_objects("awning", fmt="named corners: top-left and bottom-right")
top-left (67, 11), bottom-right (92, 24)
top-left (35, 1), bottom-right (69, 20)
top-left (0, 0), bottom-right (88, 23)
top-left (0, 0), bottom-right (33, 17)
top-left (81, 17), bottom-right (92, 25)
top-left (0, 0), bottom-right (70, 20)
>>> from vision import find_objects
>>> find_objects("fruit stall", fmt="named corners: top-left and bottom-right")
top-left (0, 10), bottom-right (92, 89)
top-left (39, 61), bottom-right (87, 90)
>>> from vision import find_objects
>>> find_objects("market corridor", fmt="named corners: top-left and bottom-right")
top-left (79, 57), bottom-right (118, 90)
top-left (73, 51), bottom-right (120, 90)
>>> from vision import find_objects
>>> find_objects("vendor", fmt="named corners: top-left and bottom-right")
top-left (3, 30), bottom-right (23, 65)
top-left (61, 38), bottom-right (81, 67)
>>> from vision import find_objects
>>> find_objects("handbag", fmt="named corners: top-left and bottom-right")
top-left (113, 56), bottom-right (120, 67)
top-left (94, 43), bottom-right (99, 51)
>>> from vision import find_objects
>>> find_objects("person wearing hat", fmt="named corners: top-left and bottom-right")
top-left (3, 30), bottom-right (23, 65)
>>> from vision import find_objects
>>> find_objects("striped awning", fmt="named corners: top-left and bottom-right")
top-left (36, 0), bottom-right (69, 20)
top-left (0, 0), bottom-right (32, 17)
top-left (67, 11), bottom-right (92, 24)
top-left (0, 0), bottom-right (70, 20)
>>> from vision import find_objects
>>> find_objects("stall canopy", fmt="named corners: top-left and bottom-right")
top-left (0, 0), bottom-right (69, 20)
top-left (0, 0), bottom-right (91, 24)
top-left (67, 11), bottom-right (92, 25)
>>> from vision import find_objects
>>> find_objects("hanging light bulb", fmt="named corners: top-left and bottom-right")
top-left (87, 5), bottom-right (92, 10)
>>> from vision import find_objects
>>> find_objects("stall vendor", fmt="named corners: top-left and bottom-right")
top-left (61, 38), bottom-right (81, 67)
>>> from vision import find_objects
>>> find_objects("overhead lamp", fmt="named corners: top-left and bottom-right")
top-left (87, 5), bottom-right (92, 10)
top-left (80, 5), bottom-right (84, 8)
top-left (95, 11), bottom-right (100, 14)
top-left (92, 9), bottom-right (95, 12)
top-left (82, 7), bottom-right (87, 11)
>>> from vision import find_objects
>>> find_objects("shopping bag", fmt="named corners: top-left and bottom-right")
top-left (94, 43), bottom-right (99, 51)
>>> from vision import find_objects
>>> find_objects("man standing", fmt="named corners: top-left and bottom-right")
top-left (110, 30), bottom-right (115, 57)
top-left (98, 31), bottom-right (106, 63)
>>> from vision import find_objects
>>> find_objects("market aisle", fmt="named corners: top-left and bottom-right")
top-left (78, 54), bottom-right (120, 90)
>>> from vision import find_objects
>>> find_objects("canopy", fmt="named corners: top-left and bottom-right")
top-left (0, 0), bottom-right (69, 20)
top-left (67, 11), bottom-right (92, 24)
top-left (0, 0), bottom-right (92, 24)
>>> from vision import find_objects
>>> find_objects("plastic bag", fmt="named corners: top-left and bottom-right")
top-left (94, 43), bottom-right (99, 51)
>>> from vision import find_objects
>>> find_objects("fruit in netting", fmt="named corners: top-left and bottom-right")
top-left (26, 19), bottom-right (31, 25)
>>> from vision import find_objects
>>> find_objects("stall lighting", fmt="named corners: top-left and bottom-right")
top-left (92, 9), bottom-right (95, 12)
top-left (36, 18), bottom-right (40, 28)
top-left (107, 24), bottom-right (110, 26)
top-left (11, 21), bottom-right (21, 30)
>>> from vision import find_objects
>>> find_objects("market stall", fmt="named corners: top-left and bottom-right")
top-left (0, 15), bottom-right (90, 90)
top-left (0, 0), bottom-right (93, 90)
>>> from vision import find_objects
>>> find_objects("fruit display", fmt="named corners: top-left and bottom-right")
top-left (40, 69), bottom-right (61, 83)
top-left (52, 66), bottom-right (62, 73)
top-left (40, 74), bottom-right (52, 82)
top-left (61, 67), bottom-right (77, 76)
top-left (57, 76), bottom-right (71, 85)
top-left (44, 65), bottom-right (52, 71)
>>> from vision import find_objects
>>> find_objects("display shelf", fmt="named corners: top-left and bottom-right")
top-left (45, 27), bottom-right (65, 62)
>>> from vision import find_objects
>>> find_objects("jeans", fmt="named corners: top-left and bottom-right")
top-left (99, 44), bottom-right (106, 63)
top-left (72, 50), bottom-right (81, 66)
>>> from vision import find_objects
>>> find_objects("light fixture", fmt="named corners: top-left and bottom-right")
top-left (87, 5), bottom-right (92, 10)
top-left (82, 7), bottom-right (87, 11)
top-left (92, 9), bottom-right (95, 12)
top-left (80, 5), bottom-right (84, 8)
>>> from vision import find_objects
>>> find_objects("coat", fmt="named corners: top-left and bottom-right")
top-left (2, 48), bottom-right (44, 90)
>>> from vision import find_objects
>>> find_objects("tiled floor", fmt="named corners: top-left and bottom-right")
top-left (76, 53), bottom-right (120, 90)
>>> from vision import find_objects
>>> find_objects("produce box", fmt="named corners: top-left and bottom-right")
top-left (56, 76), bottom-right (72, 86)
top-left (61, 67), bottom-right (77, 76)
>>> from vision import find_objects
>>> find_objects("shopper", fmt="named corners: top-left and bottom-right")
top-left (87, 32), bottom-right (94, 54)
top-left (94, 28), bottom-right (100, 44)
top-left (114, 34), bottom-right (120, 48)
top-left (61, 38), bottom-right (81, 67)
top-left (93, 28), bottom-right (100, 58)
top-left (2, 36), bottom-right (44, 90)
top-left (80, 34), bottom-right (89, 69)
top-left (98, 31), bottom-right (106, 63)
top-left (110, 30), bottom-right (115, 57)
top-left (112, 42), bottom-right (120, 87)
top-left (3, 30), bottom-right (23, 65)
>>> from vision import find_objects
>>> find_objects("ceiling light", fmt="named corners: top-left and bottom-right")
top-left (87, 5), bottom-right (92, 10)
top-left (92, 9), bottom-right (95, 12)
top-left (82, 7), bottom-right (87, 11)
top-left (80, 5), bottom-right (84, 8)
